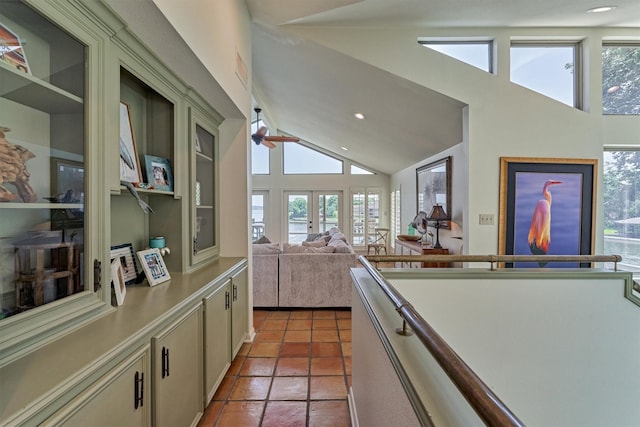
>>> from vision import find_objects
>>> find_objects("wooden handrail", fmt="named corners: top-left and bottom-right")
top-left (358, 255), bottom-right (530, 427)
top-left (365, 254), bottom-right (622, 270)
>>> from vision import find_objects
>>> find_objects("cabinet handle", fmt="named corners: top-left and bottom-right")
top-left (93, 259), bottom-right (102, 292)
top-left (134, 371), bottom-right (144, 409)
top-left (225, 290), bottom-right (230, 310)
top-left (162, 346), bottom-right (170, 378)
top-left (233, 283), bottom-right (237, 301)
top-left (193, 237), bottom-right (198, 255)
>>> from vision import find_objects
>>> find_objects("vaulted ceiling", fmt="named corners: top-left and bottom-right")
top-left (247, 0), bottom-right (640, 174)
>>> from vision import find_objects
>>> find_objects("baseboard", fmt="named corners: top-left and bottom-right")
top-left (348, 387), bottom-right (359, 427)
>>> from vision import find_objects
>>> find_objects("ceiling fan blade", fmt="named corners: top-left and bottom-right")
top-left (255, 126), bottom-right (268, 137)
top-left (264, 136), bottom-right (300, 142)
top-left (261, 139), bottom-right (277, 149)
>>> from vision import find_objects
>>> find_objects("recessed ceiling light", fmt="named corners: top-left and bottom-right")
top-left (587, 5), bottom-right (617, 13)
top-left (341, 146), bottom-right (349, 151)
top-left (354, 112), bottom-right (365, 120)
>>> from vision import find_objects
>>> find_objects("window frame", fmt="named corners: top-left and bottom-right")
top-left (601, 42), bottom-right (640, 116)
top-left (418, 38), bottom-right (494, 73)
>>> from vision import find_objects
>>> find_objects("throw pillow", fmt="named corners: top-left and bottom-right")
top-left (253, 235), bottom-right (271, 244)
top-left (327, 239), bottom-right (352, 253)
top-left (304, 233), bottom-right (320, 242)
top-left (302, 240), bottom-right (327, 248)
top-left (329, 232), bottom-right (347, 243)
top-left (328, 227), bottom-right (341, 236)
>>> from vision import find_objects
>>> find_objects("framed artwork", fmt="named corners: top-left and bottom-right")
top-left (111, 259), bottom-right (127, 305)
top-left (110, 243), bottom-right (139, 285)
top-left (50, 157), bottom-right (84, 201)
top-left (499, 157), bottom-right (597, 268)
top-left (119, 101), bottom-right (142, 183)
top-left (144, 155), bottom-right (173, 192)
top-left (0, 22), bottom-right (31, 74)
top-left (137, 248), bottom-right (171, 286)
top-left (416, 156), bottom-right (451, 229)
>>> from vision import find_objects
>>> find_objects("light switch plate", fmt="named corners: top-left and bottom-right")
top-left (479, 213), bottom-right (494, 225)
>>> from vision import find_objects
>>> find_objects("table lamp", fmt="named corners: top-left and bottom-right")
top-left (428, 204), bottom-right (448, 249)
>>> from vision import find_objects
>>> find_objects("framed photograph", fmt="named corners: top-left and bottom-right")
top-left (499, 157), bottom-right (597, 268)
top-left (50, 157), bottom-right (84, 201)
top-left (0, 22), bottom-right (31, 74)
top-left (119, 101), bottom-right (143, 183)
top-left (416, 156), bottom-right (451, 229)
top-left (144, 155), bottom-right (173, 192)
top-left (137, 248), bottom-right (171, 286)
top-left (111, 258), bottom-right (127, 305)
top-left (110, 243), bottom-right (139, 285)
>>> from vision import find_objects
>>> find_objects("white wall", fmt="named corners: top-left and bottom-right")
top-left (288, 26), bottom-right (640, 256)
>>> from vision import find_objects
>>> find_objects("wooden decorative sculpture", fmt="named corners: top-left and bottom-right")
top-left (0, 126), bottom-right (37, 202)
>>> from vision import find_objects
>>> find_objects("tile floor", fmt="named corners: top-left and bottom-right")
top-left (198, 309), bottom-right (352, 427)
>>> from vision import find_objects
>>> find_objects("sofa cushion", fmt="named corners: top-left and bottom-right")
top-left (283, 244), bottom-right (335, 254)
top-left (252, 243), bottom-right (281, 254)
top-left (329, 232), bottom-right (347, 243)
top-left (302, 240), bottom-right (327, 248)
top-left (327, 239), bottom-right (353, 253)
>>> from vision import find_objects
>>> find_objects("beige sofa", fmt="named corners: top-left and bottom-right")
top-left (252, 228), bottom-right (357, 308)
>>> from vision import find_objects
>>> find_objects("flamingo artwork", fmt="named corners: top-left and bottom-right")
top-left (528, 179), bottom-right (562, 258)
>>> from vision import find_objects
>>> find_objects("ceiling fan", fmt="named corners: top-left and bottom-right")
top-left (251, 107), bottom-right (299, 149)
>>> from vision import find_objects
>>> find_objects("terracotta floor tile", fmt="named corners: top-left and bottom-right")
top-left (212, 375), bottom-right (235, 401)
top-left (309, 376), bottom-right (347, 400)
top-left (312, 329), bottom-right (339, 342)
top-left (227, 356), bottom-right (245, 376)
top-left (339, 329), bottom-right (352, 342)
top-left (275, 357), bottom-right (310, 376)
top-left (268, 311), bottom-right (291, 320)
top-left (254, 330), bottom-right (285, 342)
top-left (311, 357), bottom-right (345, 376)
top-left (312, 319), bottom-right (337, 329)
top-left (311, 342), bottom-right (341, 357)
top-left (309, 400), bottom-right (351, 427)
top-left (344, 357), bottom-right (352, 375)
top-left (197, 400), bottom-right (223, 426)
top-left (347, 375), bottom-right (352, 388)
top-left (289, 310), bottom-right (313, 319)
top-left (248, 342), bottom-right (281, 357)
top-left (313, 310), bottom-right (336, 319)
top-left (229, 377), bottom-right (272, 400)
top-left (262, 401), bottom-right (308, 427)
top-left (253, 318), bottom-right (265, 331)
top-left (336, 310), bottom-right (351, 319)
top-left (269, 377), bottom-right (309, 400)
top-left (262, 319), bottom-right (288, 330)
top-left (240, 357), bottom-right (276, 376)
top-left (253, 310), bottom-right (268, 320)
top-left (287, 319), bottom-right (312, 330)
top-left (215, 401), bottom-right (264, 427)
top-left (337, 319), bottom-right (351, 330)
top-left (280, 342), bottom-right (311, 357)
top-left (237, 342), bottom-right (251, 357)
top-left (284, 330), bottom-right (311, 342)
top-left (341, 342), bottom-right (352, 357)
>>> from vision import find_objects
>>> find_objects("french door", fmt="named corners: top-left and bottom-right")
top-left (351, 188), bottom-right (381, 247)
top-left (284, 191), bottom-right (341, 243)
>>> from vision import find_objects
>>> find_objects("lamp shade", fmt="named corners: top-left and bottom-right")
top-left (428, 204), bottom-right (448, 221)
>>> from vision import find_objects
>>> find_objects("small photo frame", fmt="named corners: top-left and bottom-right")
top-left (119, 101), bottom-right (143, 183)
top-left (137, 248), bottom-right (171, 286)
top-left (110, 243), bottom-right (139, 285)
top-left (0, 22), bottom-right (31, 74)
top-left (111, 258), bottom-right (127, 305)
top-left (144, 155), bottom-right (173, 192)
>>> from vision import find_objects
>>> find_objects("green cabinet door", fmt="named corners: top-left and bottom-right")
top-left (203, 279), bottom-right (231, 403)
top-left (231, 267), bottom-right (248, 358)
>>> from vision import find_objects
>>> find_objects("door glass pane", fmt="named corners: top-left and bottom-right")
top-left (318, 193), bottom-right (339, 233)
top-left (288, 194), bottom-right (309, 244)
top-left (251, 193), bottom-right (265, 240)
top-left (1, 2), bottom-right (86, 318)
top-left (367, 193), bottom-right (381, 243)
top-left (352, 191), bottom-right (365, 246)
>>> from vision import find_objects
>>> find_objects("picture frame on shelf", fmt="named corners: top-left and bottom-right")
top-left (137, 248), bottom-right (171, 286)
top-left (416, 156), bottom-right (451, 229)
top-left (144, 155), bottom-right (173, 192)
top-left (119, 101), bottom-right (143, 183)
top-left (195, 134), bottom-right (202, 153)
top-left (110, 243), bottom-right (139, 285)
top-left (498, 157), bottom-right (597, 268)
top-left (111, 258), bottom-right (126, 305)
top-left (0, 22), bottom-right (31, 74)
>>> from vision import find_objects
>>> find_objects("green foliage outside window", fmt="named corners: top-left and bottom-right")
top-left (602, 46), bottom-right (640, 115)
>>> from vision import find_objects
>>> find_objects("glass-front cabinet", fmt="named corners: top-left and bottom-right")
top-left (0, 1), bottom-right (87, 319)
top-left (190, 107), bottom-right (220, 266)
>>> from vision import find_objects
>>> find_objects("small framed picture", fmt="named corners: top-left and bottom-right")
top-left (0, 22), bottom-right (31, 74)
top-left (144, 155), bottom-right (173, 192)
top-left (110, 243), bottom-right (139, 285)
top-left (111, 258), bottom-right (127, 305)
top-left (137, 248), bottom-right (171, 286)
top-left (119, 101), bottom-right (143, 183)
top-left (195, 134), bottom-right (202, 153)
